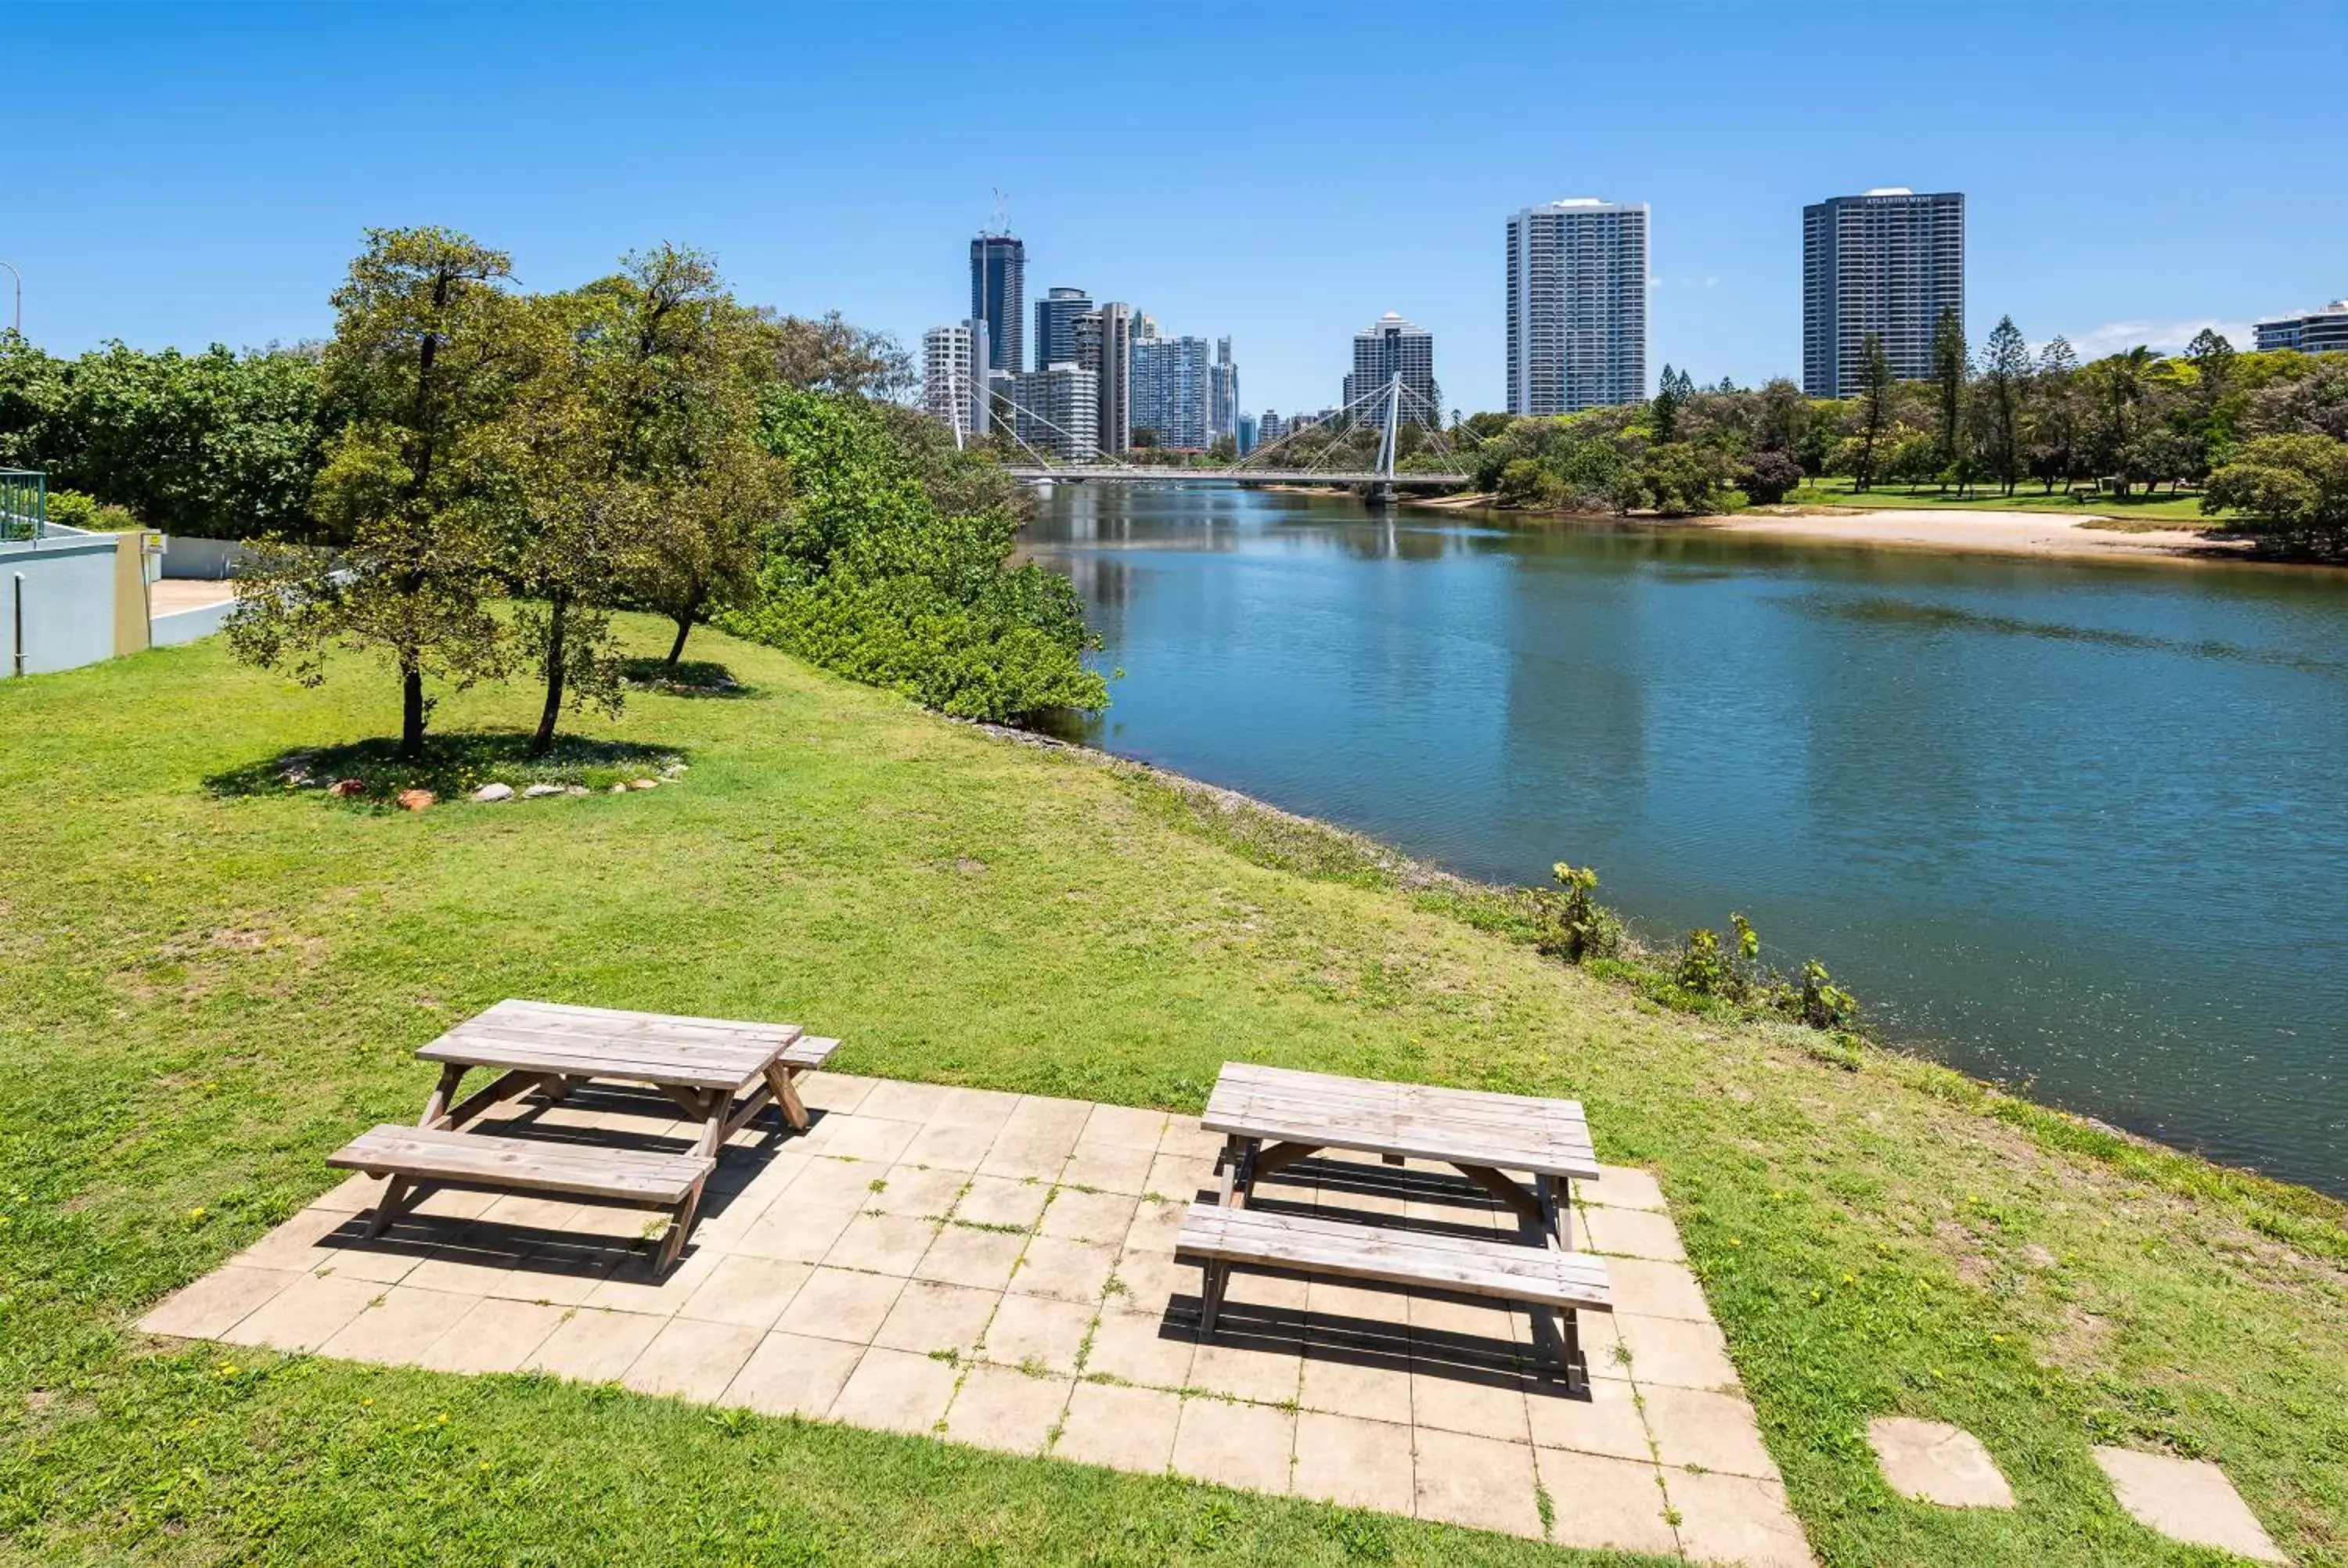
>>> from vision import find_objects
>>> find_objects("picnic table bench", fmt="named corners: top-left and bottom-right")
top-left (1177, 1063), bottom-right (1612, 1390)
top-left (330, 1000), bottom-right (839, 1272)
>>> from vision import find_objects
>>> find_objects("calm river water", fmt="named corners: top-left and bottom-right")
top-left (1022, 481), bottom-right (2348, 1196)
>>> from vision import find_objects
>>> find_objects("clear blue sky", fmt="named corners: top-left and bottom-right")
top-left (8, 2), bottom-right (2341, 415)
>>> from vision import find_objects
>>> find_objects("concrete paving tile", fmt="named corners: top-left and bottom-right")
top-left (808, 1116), bottom-right (919, 1166)
top-left (1082, 1307), bottom-right (1197, 1387)
top-left (731, 1203), bottom-right (858, 1264)
top-left (974, 1135), bottom-right (1071, 1184)
top-left (1143, 1153), bottom-right (1217, 1204)
top-left (1411, 1427), bottom-right (1543, 1540)
top-left (1870, 1418), bottom-right (2015, 1509)
top-left (1172, 1397), bottom-right (1295, 1493)
top-left (829, 1345), bottom-right (958, 1436)
top-left (1156, 1122), bottom-right (1227, 1161)
top-left (1225, 1268), bottom-right (1309, 1311)
top-left (1299, 1352), bottom-right (1414, 1423)
top-left (1122, 1192), bottom-right (1193, 1258)
top-left (924, 1085), bottom-right (1022, 1129)
top-left (1614, 1311), bottom-right (1738, 1390)
top-left (312, 1173), bottom-right (387, 1214)
top-left (402, 1232), bottom-right (530, 1298)
top-left (230, 1207), bottom-right (363, 1271)
top-left (484, 1244), bottom-right (617, 1307)
top-left (1645, 1385), bottom-right (1778, 1479)
top-left (981, 1292), bottom-right (1094, 1375)
top-left (1536, 1448), bottom-right (1680, 1557)
top-left (217, 1272), bottom-right (382, 1353)
top-left (1305, 1278), bottom-right (1414, 1332)
top-left (1292, 1412), bottom-right (1415, 1512)
top-left (416, 1297), bottom-right (567, 1374)
top-left (822, 1213), bottom-right (938, 1276)
top-left (477, 1192), bottom-right (585, 1234)
top-left (1607, 1257), bottom-right (1713, 1322)
top-left (1188, 1337), bottom-right (1303, 1404)
top-left (308, 1235), bottom-right (425, 1286)
top-left (856, 1080), bottom-right (961, 1124)
top-left (410, 1185), bottom-right (501, 1221)
top-left (954, 1175), bottom-right (1050, 1230)
top-left (1410, 1366), bottom-right (1530, 1440)
top-left (2092, 1446), bottom-right (2286, 1562)
top-left (773, 1267), bottom-right (904, 1344)
top-left (1061, 1142), bottom-right (1155, 1196)
top-left (1010, 1235), bottom-right (1115, 1304)
top-left (1039, 1187), bottom-right (1139, 1245)
top-left (1668, 1469), bottom-right (1814, 1568)
top-left (317, 1285), bottom-right (477, 1366)
top-left (722, 1330), bottom-right (866, 1418)
top-left (872, 1279), bottom-right (1001, 1357)
top-left (1588, 1165), bottom-right (1668, 1212)
top-left (897, 1121), bottom-right (997, 1172)
top-left (1578, 1203), bottom-right (1687, 1262)
top-left (1054, 1381), bottom-right (1179, 1473)
top-left (678, 1254), bottom-right (814, 1330)
top-left (945, 1362), bottom-right (1073, 1456)
top-left (522, 1307), bottom-right (668, 1383)
top-left (868, 1164), bottom-right (971, 1217)
top-left (139, 1265), bottom-right (299, 1340)
top-left (1526, 1372), bottom-right (1653, 1462)
top-left (581, 1246), bottom-right (719, 1314)
top-left (1079, 1103), bottom-right (1169, 1150)
top-left (1108, 1246), bottom-right (1194, 1314)
top-left (796, 1073), bottom-right (876, 1115)
top-left (621, 1314), bottom-right (763, 1401)
top-left (783, 1156), bottom-right (894, 1210)
top-left (1001, 1096), bottom-right (1094, 1143)
top-left (914, 1225), bottom-right (1027, 1290)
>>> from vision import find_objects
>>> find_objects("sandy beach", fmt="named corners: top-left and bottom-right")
top-left (1691, 505), bottom-right (2246, 564)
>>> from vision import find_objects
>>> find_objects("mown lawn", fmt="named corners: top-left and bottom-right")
top-left (2, 618), bottom-right (2343, 1565)
top-left (1782, 482), bottom-right (2219, 522)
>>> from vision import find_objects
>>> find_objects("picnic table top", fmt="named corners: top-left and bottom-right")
top-left (1201, 1062), bottom-right (1600, 1181)
top-left (416, 999), bottom-right (806, 1093)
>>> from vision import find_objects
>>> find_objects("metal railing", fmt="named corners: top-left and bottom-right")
top-left (1, 469), bottom-right (44, 542)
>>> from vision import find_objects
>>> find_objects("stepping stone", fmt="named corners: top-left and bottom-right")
top-left (2092, 1446), bottom-right (2285, 1563)
top-left (1868, 1418), bottom-right (2014, 1508)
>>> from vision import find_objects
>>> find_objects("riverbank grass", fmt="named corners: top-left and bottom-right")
top-left (3, 619), bottom-right (2343, 1564)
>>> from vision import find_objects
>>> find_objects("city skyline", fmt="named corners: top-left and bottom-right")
top-left (6, 4), bottom-right (2341, 415)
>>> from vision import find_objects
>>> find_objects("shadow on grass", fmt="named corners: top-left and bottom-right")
top-left (204, 732), bottom-right (689, 807)
top-left (618, 657), bottom-right (753, 698)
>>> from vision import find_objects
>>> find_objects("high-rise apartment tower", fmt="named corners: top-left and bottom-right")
top-left (1342, 312), bottom-right (1439, 426)
top-left (1802, 189), bottom-right (1964, 397)
top-left (969, 232), bottom-right (1026, 375)
top-left (1506, 200), bottom-right (1649, 415)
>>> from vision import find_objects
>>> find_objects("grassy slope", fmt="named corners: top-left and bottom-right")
top-left (1781, 483), bottom-right (2217, 522)
top-left (2, 619), bottom-right (2343, 1566)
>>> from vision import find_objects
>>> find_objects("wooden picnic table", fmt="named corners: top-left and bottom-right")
top-left (1201, 1061), bottom-right (1600, 1247)
top-left (332, 999), bottom-right (839, 1273)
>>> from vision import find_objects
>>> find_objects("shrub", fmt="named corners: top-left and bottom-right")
top-left (1789, 960), bottom-right (1861, 1031)
top-left (1526, 862), bottom-right (1623, 962)
top-left (2203, 433), bottom-right (2348, 559)
top-left (1740, 450), bottom-right (1804, 505)
top-left (41, 488), bottom-right (141, 532)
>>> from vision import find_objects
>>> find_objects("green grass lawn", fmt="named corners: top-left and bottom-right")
top-left (3, 618), bottom-right (2343, 1565)
top-left (1782, 482), bottom-right (2220, 523)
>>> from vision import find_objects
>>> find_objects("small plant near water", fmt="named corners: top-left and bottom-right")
top-left (1524, 862), bottom-right (1624, 962)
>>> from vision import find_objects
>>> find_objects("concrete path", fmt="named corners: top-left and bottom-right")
top-left (141, 1073), bottom-right (1810, 1563)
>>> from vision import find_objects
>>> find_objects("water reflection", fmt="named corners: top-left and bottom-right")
top-left (1021, 482), bottom-right (2348, 1194)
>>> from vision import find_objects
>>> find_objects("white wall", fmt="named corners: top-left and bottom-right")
top-left (2, 533), bottom-right (121, 675)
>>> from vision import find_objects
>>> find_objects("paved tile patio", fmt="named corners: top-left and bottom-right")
top-left (140, 1074), bottom-right (1812, 1564)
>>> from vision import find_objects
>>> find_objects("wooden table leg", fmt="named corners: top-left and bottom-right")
top-left (692, 1090), bottom-right (729, 1159)
top-left (418, 1063), bottom-right (468, 1129)
top-left (765, 1063), bottom-right (809, 1131)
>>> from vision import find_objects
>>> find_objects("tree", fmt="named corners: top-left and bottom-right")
top-left (228, 228), bottom-right (520, 759)
top-left (2086, 345), bottom-right (2156, 491)
top-left (1853, 333), bottom-right (1894, 491)
top-left (1739, 449), bottom-right (1803, 505)
top-left (1611, 442), bottom-right (1735, 516)
top-left (759, 309), bottom-right (917, 400)
top-left (1650, 365), bottom-right (1694, 443)
top-left (1755, 377), bottom-right (1809, 456)
top-left (1979, 315), bottom-right (2031, 495)
top-left (1932, 307), bottom-right (1970, 493)
top-left (2246, 355), bottom-right (2348, 443)
top-left (2029, 336), bottom-right (2080, 492)
top-left (2203, 433), bottom-right (2348, 557)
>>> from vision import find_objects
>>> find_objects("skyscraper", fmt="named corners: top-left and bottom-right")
top-left (1505, 199), bottom-right (1649, 415)
top-left (1236, 410), bottom-right (1259, 456)
top-left (1132, 335), bottom-right (1213, 449)
top-left (1341, 312), bottom-right (1439, 426)
top-left (1083, 303), bottom-right (1133, 456)
top-left (1802, 189), bottom-right (1964, 397)
top-left (1012, 362), bottom-right (1100, 460)
top-left (921, 320), bottom-right (989, 441)
top-left (1033, 286), bottom-right (1093, 374)
top-left (1208, 336), bottom-right (1240, 444)
top-left (969, 232), bottom-right (1026, 376)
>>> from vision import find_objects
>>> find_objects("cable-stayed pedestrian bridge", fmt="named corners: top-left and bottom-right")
top-left (1004, 464), bottom-right (1468, 486)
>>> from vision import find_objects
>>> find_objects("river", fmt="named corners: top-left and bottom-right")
top-left (1021, 480), bottom-right (2348, 1198)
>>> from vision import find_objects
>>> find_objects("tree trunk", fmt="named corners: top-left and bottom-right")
top-left (664, 593), bottom-right (704, 669)
top-left (399, 660), bottom-right (427, 761)
top-left (531, 592), bottom-right (568, 756)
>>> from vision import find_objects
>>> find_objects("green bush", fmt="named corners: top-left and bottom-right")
top-left (2203, 433), bottom-right (2348, 558)
top-left (723, 388), bottom-right (1106, 722)
top-left (41, 488), bottom-right (141, 532)
top-left (1525, 862), bottom-right (1623, 962)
